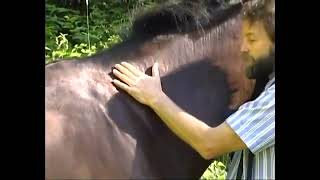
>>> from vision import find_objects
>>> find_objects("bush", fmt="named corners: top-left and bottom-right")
top-left (200, 154), bottom-right (230, 180)
top-left (201, 161), bottom-right (227, 180)
top-left (45, 0), bottom-right (158, 64)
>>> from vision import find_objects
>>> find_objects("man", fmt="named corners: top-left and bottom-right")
top-left (112, 0), bottom-right (275, 179)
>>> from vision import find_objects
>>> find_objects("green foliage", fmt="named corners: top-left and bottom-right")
top-left (200, 154), bottom-right (230, 180)
top-left (200, 161), bottom-right (227, 180)
top-left (46, 2), bottom-right (123, 63)
top-left (45, 0), bottom-right (159, 64)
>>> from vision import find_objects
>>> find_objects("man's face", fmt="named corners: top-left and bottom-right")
top-left (241, 19), bottom-right (274, 77)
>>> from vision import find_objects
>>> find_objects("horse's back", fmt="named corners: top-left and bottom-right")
top-left (45, 60), bottom-right (139, 179)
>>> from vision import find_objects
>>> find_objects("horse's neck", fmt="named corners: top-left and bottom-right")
top-left (87, 19), bottom-right (254, 177)
top-left (120, 29), bottom-right (253, 109)
top-left (113, 37), bottom-right (234, 178)
top-left (116, 26), bottom-right (255, 177)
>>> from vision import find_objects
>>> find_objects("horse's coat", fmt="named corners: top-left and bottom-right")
top-left (45, 1), bottom-right (268, 179)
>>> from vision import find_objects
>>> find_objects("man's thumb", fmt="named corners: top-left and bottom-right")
top-left (152, 62), bottom-right (160, 77)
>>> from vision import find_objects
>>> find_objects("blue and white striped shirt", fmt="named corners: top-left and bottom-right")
top-left (226, 76), bottom-right (275, 180)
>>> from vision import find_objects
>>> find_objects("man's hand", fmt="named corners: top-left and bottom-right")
top-left (112, 62), bottom-right (164, 106)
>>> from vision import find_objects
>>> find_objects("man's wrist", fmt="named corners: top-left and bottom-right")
top-left (149, 92), bottom-right (167, 109)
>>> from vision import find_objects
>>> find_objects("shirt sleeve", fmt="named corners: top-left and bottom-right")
top-left (226, 84), bottom-right (275, 154)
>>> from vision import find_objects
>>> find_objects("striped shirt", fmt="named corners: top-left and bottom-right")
top-left (225, 76), bottom-right (275, 180)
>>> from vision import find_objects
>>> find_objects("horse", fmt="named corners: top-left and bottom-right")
top-left (45, 0), bottom-right (268, 179)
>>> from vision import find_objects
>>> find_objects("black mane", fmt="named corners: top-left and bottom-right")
top-left (69, 0), bottom-right (243, 65)
top-left (46, 1), bottom-right (243, 66)
top-left (131, 0), bottom-right (242, 40)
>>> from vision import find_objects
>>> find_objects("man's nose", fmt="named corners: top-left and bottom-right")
top-left (241, 42), bottom-right (249, 52)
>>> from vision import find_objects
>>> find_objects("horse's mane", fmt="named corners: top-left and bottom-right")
top-left (131, 0), bottom-right (242, 40)
top-left (45, 0), bottom-right (243, 66)
top-left (85, 0), bottom-right (242, 63)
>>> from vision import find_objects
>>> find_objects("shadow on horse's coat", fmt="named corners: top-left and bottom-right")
top-left (107, 61), bottom-right (232, 178)
top-left (45, 0), bottom-right (269, 179)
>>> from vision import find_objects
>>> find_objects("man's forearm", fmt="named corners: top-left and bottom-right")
top-left (149, 92), bottom-right (211, 158)
top-left (111, 61), bottom-right (247, 159)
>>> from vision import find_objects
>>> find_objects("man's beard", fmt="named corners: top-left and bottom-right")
top-left (243, 48), bottom-right (275, 80)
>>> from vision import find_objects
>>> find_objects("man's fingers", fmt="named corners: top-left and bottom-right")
top-left (152, 62), bottom-right (160, 77)
top-left (112, 79), bottom-right (131, 93)
top-left (113, 69), bottom-right (135, 86)
top-left (114, 64), bottom-right (137, 80)
top-left (120, 62), bottom-right (143, 76)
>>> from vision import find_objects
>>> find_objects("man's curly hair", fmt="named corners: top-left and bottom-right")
top-left (243, 0), bottom-right (275, 42)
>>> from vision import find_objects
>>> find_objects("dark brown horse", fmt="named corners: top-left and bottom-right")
top-left (45, 1), bottom-right (268, 179)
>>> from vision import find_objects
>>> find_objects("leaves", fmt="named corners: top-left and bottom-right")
top-left (46, 1), bottom-right (139, 63)
top-left (200, 160), bottom-right (228, 180)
